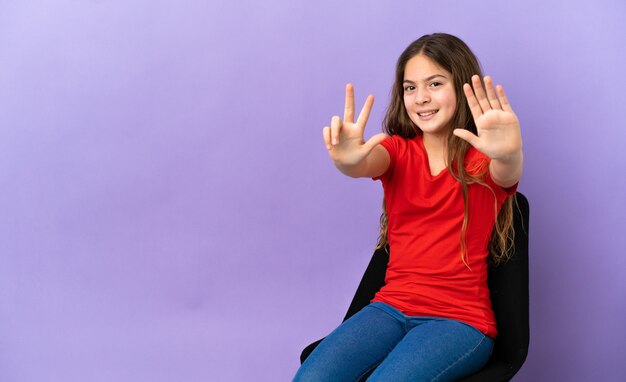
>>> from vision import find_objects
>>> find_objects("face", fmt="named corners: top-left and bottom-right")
top-left (402, 54), bottom-right (457, 138)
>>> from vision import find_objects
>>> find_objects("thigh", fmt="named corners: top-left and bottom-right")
top-left (294, 303), bottom-right (406, 382)
top-left (367, 318), bottom-right (494, 382)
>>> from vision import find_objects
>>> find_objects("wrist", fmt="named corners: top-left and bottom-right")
top-left (334, 158), bottom-right (366, 178)
top-left (492, 148), bottom-right (523, 164)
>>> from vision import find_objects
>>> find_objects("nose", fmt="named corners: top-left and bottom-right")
top-left (415, 87), bottom-right (430, 104)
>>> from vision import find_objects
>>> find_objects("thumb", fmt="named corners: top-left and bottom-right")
top-left (453, 129), bottom-right (479, 148)
top-left (363, 132), bottom-right (387, 152)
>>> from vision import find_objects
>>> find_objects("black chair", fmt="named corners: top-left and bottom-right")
top-left (300, 192), bottom-right (529, 381)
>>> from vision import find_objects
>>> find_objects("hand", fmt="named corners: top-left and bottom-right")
top-left (454, 75), bottom-right (522, 161)
top-left (323, 84), bottom-right (386, 166)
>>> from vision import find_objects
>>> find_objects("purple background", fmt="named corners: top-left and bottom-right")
top-left (1, 1), bottom-right (625, 381)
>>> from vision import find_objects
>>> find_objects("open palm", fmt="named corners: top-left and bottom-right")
top-left (454, 75), bottom-right (522, 160)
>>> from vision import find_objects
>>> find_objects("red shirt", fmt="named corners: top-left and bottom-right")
top-left (372, 135), bottom-right (517, 338)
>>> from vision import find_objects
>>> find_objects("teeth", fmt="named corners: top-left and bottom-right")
top-left (418, 110), bottom-right (438, 116)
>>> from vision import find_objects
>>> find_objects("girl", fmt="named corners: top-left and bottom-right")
top-left (294, 33), bottom-right (523, 382)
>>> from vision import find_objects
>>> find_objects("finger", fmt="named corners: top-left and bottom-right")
top-left (471, 75), bottom-right (492, 112)
top-left (356, 94), bottom-right (374, 129)
top-left (497, 85), bottom-right (513, 113)
top-left (484, 76), bottom-right (502, 110)
top-left (463, 83), bottom-right (483, 121)
top-left (330, 116), bottom-right (341, 145)
top-left (323, 126), bottom-right (331, 150)
top-left (344, 83), bottom-right (355, 123)
top-left (363, 132), bottom-right (387, 152)
top-left (453, 128), bottom-right (480, 148)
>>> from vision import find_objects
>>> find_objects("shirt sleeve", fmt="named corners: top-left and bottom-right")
top-left (468, 148), bottom-right (519, 202)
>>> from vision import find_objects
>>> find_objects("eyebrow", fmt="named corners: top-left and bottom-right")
top-left (403, 74), bottom-right (447, 84)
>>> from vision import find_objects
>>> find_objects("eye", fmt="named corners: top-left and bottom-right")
top-left (403, 85), bottom-right (415, 92)
top-left (430, 81), bottom-right (442, 87)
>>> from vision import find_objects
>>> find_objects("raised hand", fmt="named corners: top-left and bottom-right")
top-left (453, 75), bottom-right (522, 161)
top-left (323, 84), bottom-right (387, 166)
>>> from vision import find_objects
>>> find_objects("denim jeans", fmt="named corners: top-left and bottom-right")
top-left (294, 302), bottom-right (494, 382)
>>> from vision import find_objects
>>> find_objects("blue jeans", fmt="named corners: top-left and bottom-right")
top-left (294, 302), bottom-right (494, 382)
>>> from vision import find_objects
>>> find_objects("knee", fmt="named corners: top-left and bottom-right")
top-left (292, 363), bottom-right (326, 382)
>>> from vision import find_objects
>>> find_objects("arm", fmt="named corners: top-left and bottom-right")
top-left (322, 84), bottom-right (389, 178)
top-left (334, 144), bottom-right (390, 178)
top-left (490, 150), bottom-right (523, 188)
top-left (453, 75), bottom-right (523, 188)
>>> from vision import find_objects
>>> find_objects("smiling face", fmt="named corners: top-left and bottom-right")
top-left (403, 54), bottom-right (457, 139)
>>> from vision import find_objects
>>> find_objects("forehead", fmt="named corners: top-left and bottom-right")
top-left (404, 54), bottom-right (452, 81)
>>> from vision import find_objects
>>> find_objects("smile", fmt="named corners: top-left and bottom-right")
top-left (417, 110), bottom-right (438, 117)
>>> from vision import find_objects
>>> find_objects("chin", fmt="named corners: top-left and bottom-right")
top-left (415, 124), bottom-right (446, 135)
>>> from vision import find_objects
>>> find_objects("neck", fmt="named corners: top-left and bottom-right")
top-left (422, 132), bottom-right (449, 175)
top-left (422, 132), bottom-right (448, 157)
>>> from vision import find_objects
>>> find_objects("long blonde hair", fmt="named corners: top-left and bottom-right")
top-left (375, 33), bottom-right (515, 266)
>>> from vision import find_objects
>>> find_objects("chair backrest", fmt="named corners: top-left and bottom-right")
top-left (480, 192), bottom-right (529, 376)
top-left (301, 192), bottom-right (530, 381)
